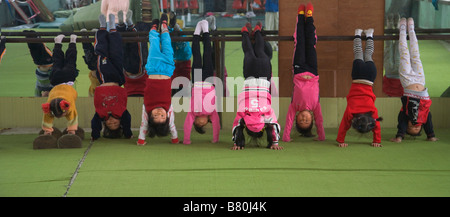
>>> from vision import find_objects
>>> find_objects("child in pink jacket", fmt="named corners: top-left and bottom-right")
top-left (231, 22), bottom-right (282, 151)
top-left (283, 3), bottom-right (325, 142)
top-left (183, 20), bottom-right (220, 144)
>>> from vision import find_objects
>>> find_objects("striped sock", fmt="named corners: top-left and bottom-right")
top-left (353, 32), bottom-right (363, 61)
top-left (364, 38), bottom-right (374, 62)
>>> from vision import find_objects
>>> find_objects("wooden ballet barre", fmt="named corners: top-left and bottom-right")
top-left (2, 34), bottom-right (450, 43)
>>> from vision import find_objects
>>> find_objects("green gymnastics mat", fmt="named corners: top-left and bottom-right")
top-left (1, 128), bottom-right (449, 197)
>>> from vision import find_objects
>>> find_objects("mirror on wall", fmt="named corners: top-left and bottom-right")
top-left (383, 0), bottom-right (450, 97)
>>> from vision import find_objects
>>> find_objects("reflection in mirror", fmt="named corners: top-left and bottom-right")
top-left (383, 0), bottom-right (450, 97)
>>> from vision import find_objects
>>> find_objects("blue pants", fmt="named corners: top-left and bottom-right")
top-left (145, 30), bottom-right (175, 77)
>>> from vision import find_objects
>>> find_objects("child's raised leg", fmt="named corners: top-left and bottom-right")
top-left (407, 18), bottom-right (425, 85)
top-left (305, 11), bottom-right (318, 75)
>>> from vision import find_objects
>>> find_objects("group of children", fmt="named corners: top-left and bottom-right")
top-left (0, 2), bottom-right (438, 150)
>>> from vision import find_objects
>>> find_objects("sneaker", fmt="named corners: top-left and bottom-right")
top-left (355, 29), bottom-right (363, 36)
top-left (364, 28), bottom-right (374, 38)
top-left (151, 19), bottom-right (160, 31)
top-left (160, 13), bottom-right (168, 29)
top-left (194, 20), bottom-right (203, 35)
top-left (298, 4), bottom-right (305, 15)
top-left (206, 15), bottom-right (216, 31)
top-left (252, 21), bottom-right (262, 36)
top-left (33, 134), bottom-right (58, 149)
top-left (57, 134), bottom-right (82, 149)
top-left (169, 11), bottom-right (177, 29)
top-left (242, 22), bottom-right (252, 34)
top-left (306, 2), bottom-right (314, 17)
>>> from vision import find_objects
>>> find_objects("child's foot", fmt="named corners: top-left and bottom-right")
top-left (241, 22), bottom-right (252, 34)
top-left (364, 28), bottom-right (374, 38)
top-left (306, 2), bottom-right (314, 17)
top-left (252, 21), bottom-right (262, 36)
top-left (151, 19), bottom-right (159, 31)
top-left (355, 29), bottom-right (363, 36)
top-left (118, 10), bottom-right (124, 25)
top-left (55, 34), bottom-right (65, 44)
top-left (126, 10), bottom-right (134, 26)
top-left (201, 20), bottom-right (209, 34)
top-left (298, 4), bottom-right (305, 15)
top-left (194, 20), bottom-right (203, 36)
top-left (160, 13), bottom-right (169, 33)
top-left (99, 14), bottom-right (107, 29)
top-left (398, 17), bottom-right (407, 32)
top-left (80, 28), bottom-right (88, 38)
top-left (70, 34), bottom-right (77, 43)
top-left (108, 14), bottom-right (116, 31)
top-left (169, 11), bottom-right (176, 29)
top-left (206, 15), bottom-right (216, 31)
top-left (407, 17), bottom-right (415, 32)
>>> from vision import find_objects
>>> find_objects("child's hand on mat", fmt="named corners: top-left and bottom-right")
top-left (371, 143), bottom-right (382, 147)
top-left (390, 137), bottom-right (402, 143)
top-left (427, 137), bottom-right (439, 142)
top-left (338, 143), bottom-right (348, 147)
top-left (67, 130), bottom-right (76, 135)
top-left (231, 145), bottom-right (244, 150)
top-left (270, 145), bottom-right (283, 150)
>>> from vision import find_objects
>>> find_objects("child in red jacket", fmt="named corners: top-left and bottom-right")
top-left (390, 18), bottom-right (437, 143)
top-left (90, 14), bottom-right (133, 140)
top-left (336, 28), bottom-right (383, 148)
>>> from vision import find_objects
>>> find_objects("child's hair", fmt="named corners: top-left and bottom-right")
top-left (193, 119), bottom-right (212, 134)
top-left (234, 119), bottom-right (274, 149)
top-left (102, 122), bottom-right (123, 139)
top-left (49, 98), bottom-right (68, 118)
top-left (406, 124), bottom-right (423, 137)
top-left (351, 112), bottom-right (383, 134)
top-left (148, 116), bottom-right (170, 138)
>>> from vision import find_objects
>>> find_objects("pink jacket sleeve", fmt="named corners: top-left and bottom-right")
top-left (313, 102), bottom-right (326, 141)
top-left (183, 112), bottom-right (195, 145)
top-left (282, 103), bottom-right (296, 142)
top-left (210, 111), bottom-right (221, 143)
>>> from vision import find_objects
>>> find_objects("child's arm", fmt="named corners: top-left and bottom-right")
top-left (183, 112), bottom-right (195, 144)
top-left (42, 113), bottom-right (55, 135)
top-left (423, 112), bottom-right (437, 141)
top-left (282, 103), bottom-right (296, 142)
top-left (336, 110), bottom-right (351, 146)
top-left (121, 110), bottom-right (133, 139)
top-left (91, 112), bottom-right (103, 140)
top-left (137, 105), bottom-right (148, 145)
top-left (371, 114), bottom-right (382, 147)
top-left (65, 110), bottom-right (79, 134)
top-left (168, 106), bottom-right (179, 143)
top-left (211, 111), bottom-right (221, 143)
top-left (392, 111), bottom-right (408, 142)
top-left (313, 103), bottom-right (326, 141)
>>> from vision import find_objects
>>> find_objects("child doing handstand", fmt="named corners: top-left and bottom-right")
top-left (283, 3), bottom-right (325, 142)
top-left (34, 34), bottom-right (82, 149)
top-left (390, 17), bottom-right (437, 143)
top-left (183, 20), bottom-right (220, 145)
top-left (336, 28), bottom-right (383, 147)
top-left (137, 14), bottom-right (179, 145)
top-left (231, 22), bottom-right (282, 151)
top-left (90, 14), bottom-right (133, 140)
